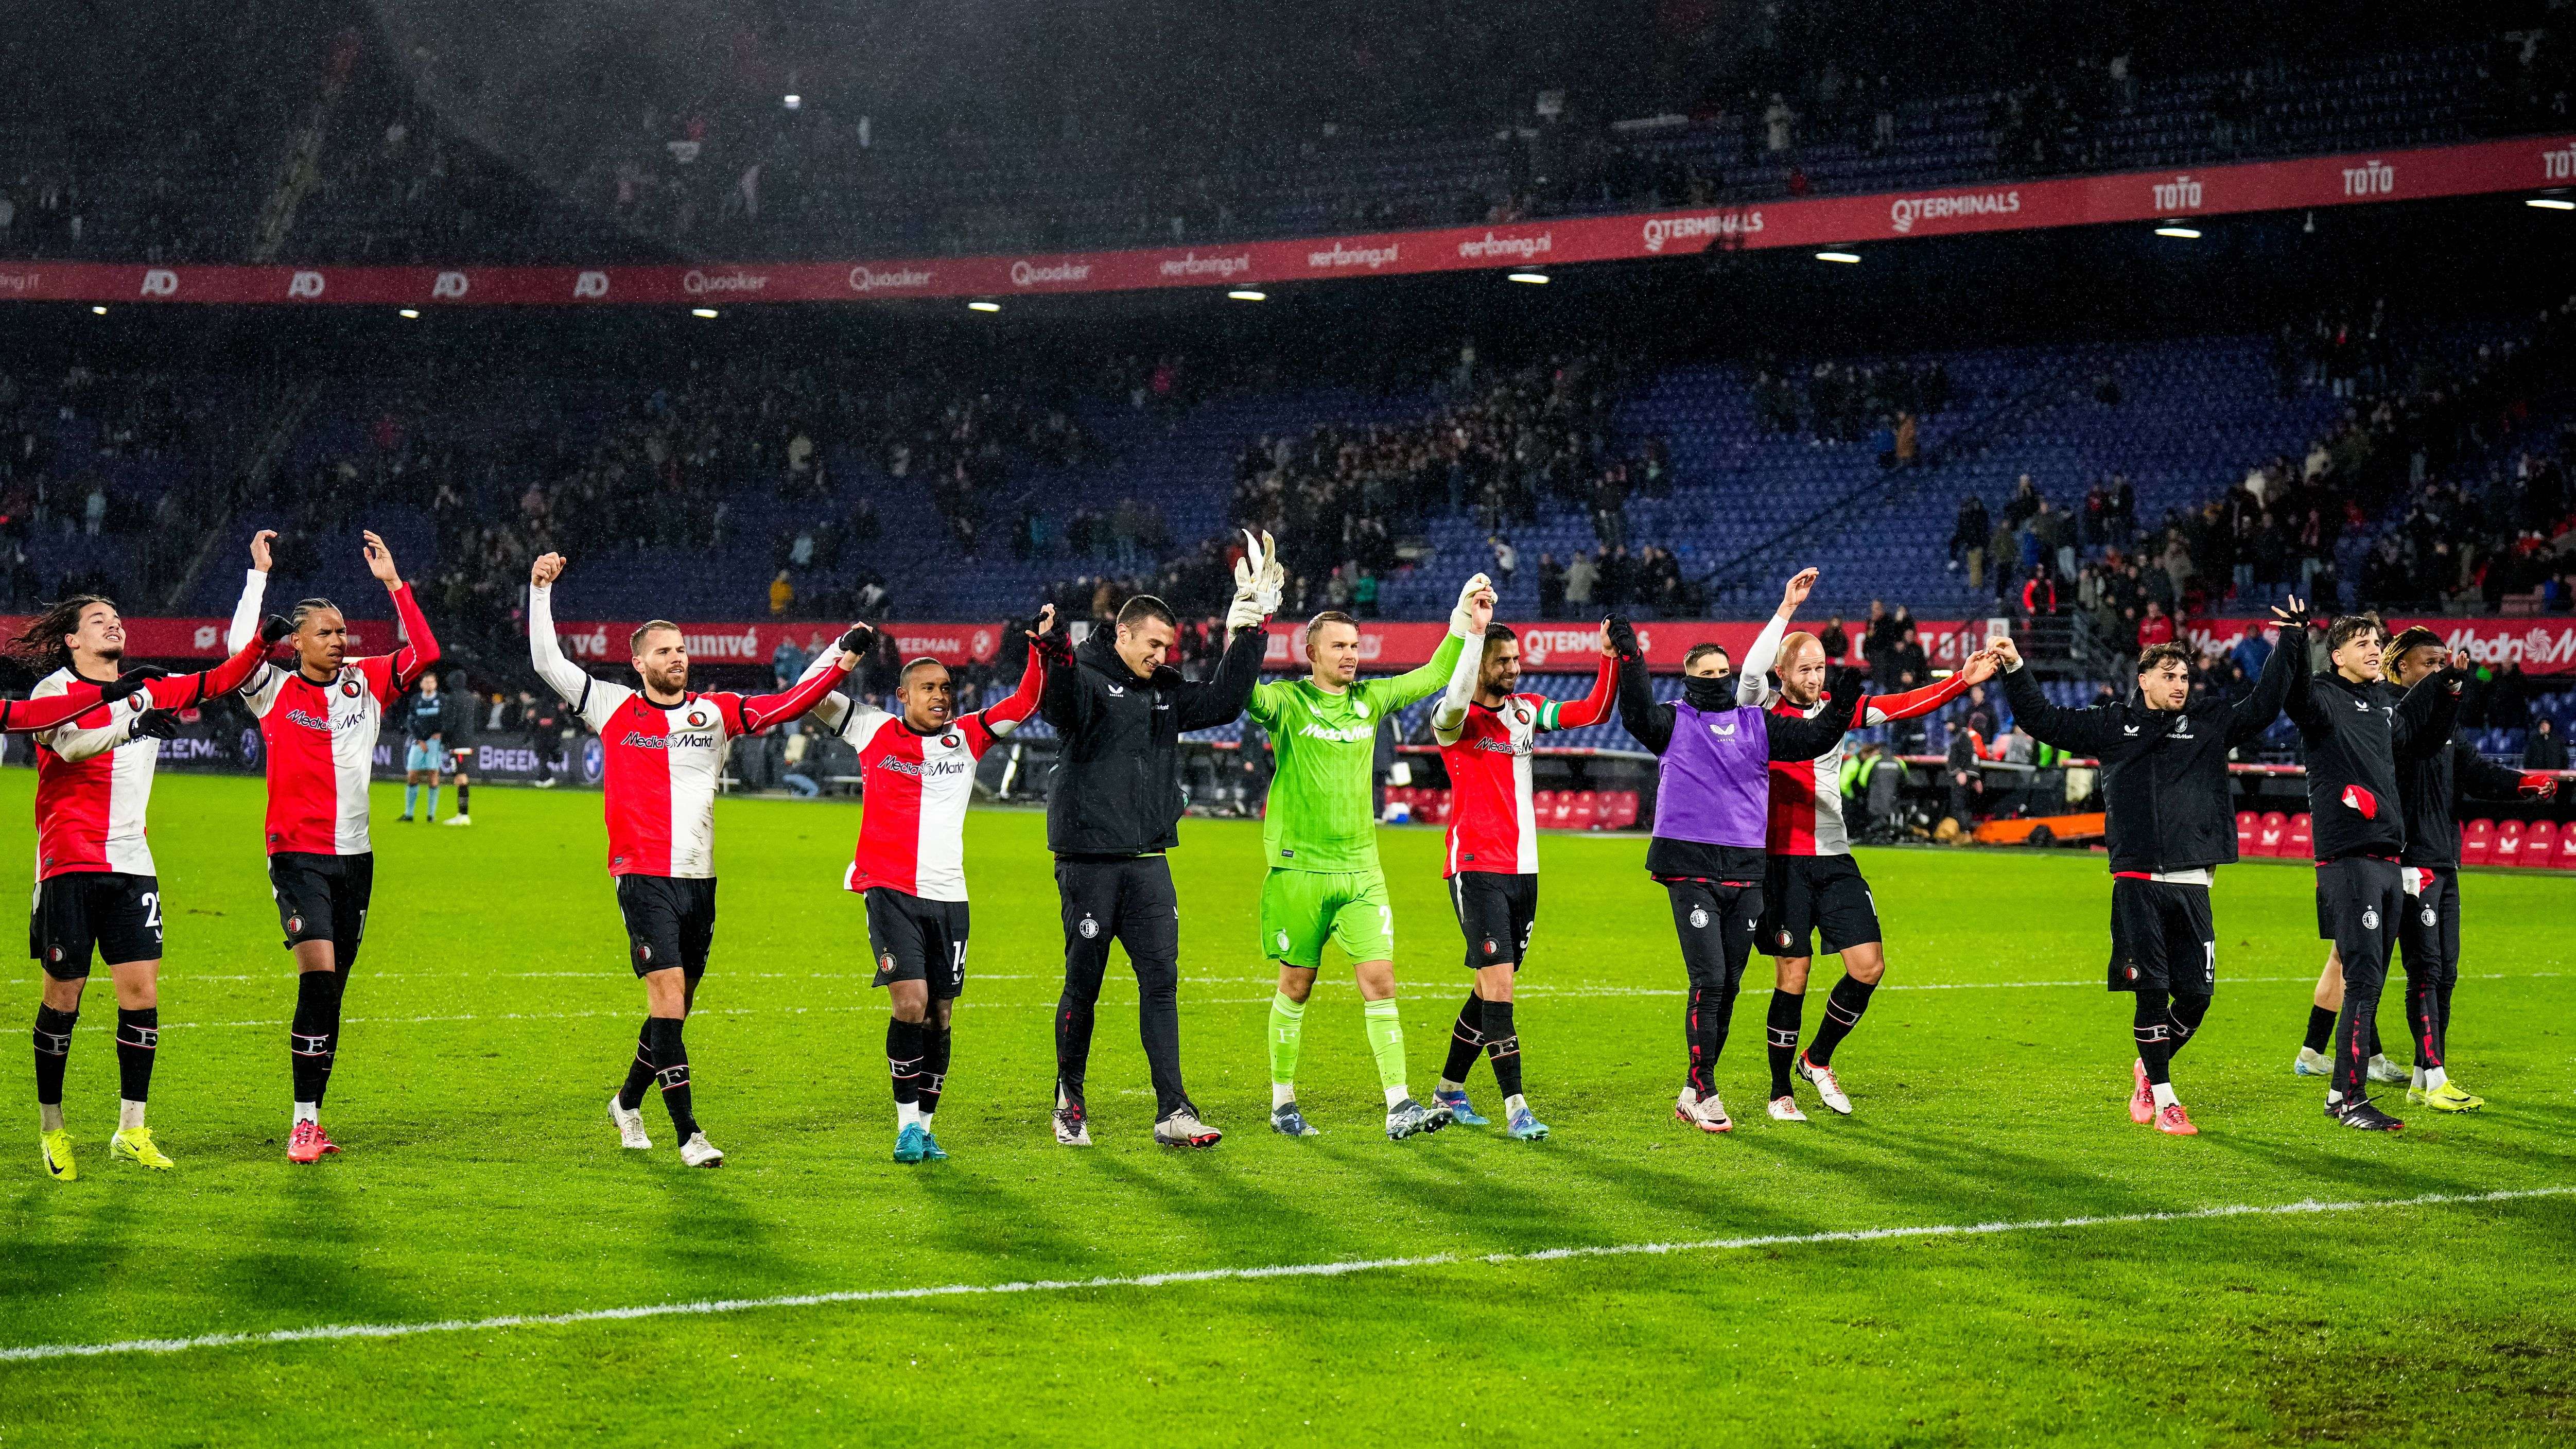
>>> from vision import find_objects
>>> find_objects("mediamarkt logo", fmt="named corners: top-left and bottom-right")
top-left (1308, 240), bottom-right (1399, 270)
top-left (1157, 251), bottom-right (1250, 279)
top-left (1888, 189), bottom-right (2021, 234)
top-left (2541, 142), bottom-right (2576, 180)
top-left (2446, 624), bottom-right (2576, 670)
top-left (1641, 212), bottom-right (1763, 251)
top-left (1011, 260), bottom-right (1093, 286)
top-left (2151, 174), bottom-right (2203, 211)
top-left (683, 269), bottom-right (768, 294)
top-left (1457, 231), bottom-right (1552, 260)
top-left (2341, 160), bottom-right (2395, 197)
top-left (848, 265), bottom-right (933, 293)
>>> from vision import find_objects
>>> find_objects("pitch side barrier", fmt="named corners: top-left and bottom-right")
top-left (3, 135), bottom-right (2569, 306)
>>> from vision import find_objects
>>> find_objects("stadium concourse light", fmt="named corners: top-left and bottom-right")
top-left (1506, 271), bottom-right (1550, 284)
top-left (2154, 224), bottom-right (2202, 238)
top-left (398, 308), bottom-right (421, 318)
top-left (1226, 289), bottom-right (1266, 301)
top-left (967, 301), bottom-right (1002, 312)
top-left (782, 94), bottom-right (801, 111)
top-left (90, 305), bottom-right (107, 315)
top-left (2529, 197), bottom-right (2576, 211)
top-left (1815, 251), bottom-right (1861, 264)
top-left (691, 307), bottom-right (719, 319)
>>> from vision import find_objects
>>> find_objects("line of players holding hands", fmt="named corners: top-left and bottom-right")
top-left (21, 528), bottom-right (2555, 1178)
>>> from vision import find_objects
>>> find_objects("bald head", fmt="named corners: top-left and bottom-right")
top-left (1778, 631), bottom-right (1830, 706)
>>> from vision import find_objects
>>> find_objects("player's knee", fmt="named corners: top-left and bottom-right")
top-left (931, 999), bottom-right (954, 1031)
top-left (1353, 959), bottom-right (1395, 999)
top-left (1774, 957), bottom-right (1812, 993)
top-left (1273, 969), bottom-right (1314, 1004)
top-left (40, 975), bottom-right (84, 1011)
top-left (1843, 947), bottom-right (1887, 985)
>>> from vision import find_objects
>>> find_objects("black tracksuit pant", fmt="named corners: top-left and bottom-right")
top-left (1053, 854), bottom-right (1190, 1119)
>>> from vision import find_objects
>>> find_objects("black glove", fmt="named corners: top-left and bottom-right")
top-left (260, 614), bottom-right (295, 646)
top-left (130, 709), bottom-right (184, 740)
top-left (97, 667), bottom-right (167, 706)
top-left (1603, 615), bottom-right (1641, 664)
top-left (1029, 613), bottom-right (1074, 668)
top-left (837, 623), bottom-right (873, 655)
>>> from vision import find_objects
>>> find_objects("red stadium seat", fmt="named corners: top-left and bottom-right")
top-left (1568, 791), bottom-right (1599, 830)
top-left (2522, 819), bottom-right (2559, 867)
top-left (2461, 818), bottom-right (2494, 866)
top-left (2286, 813), bottom-right (2312, 859)
top-left (2256, 811), bottom-right (2288, 858)
top-left (2556, 825), bottom-right (2576, 870)
top-left (1547, 792), bottom-right (1576, 829)
top-left (2235, 811), bottom-right (2257, 853)
top-left (2494, 818), bottom-right (2525, 866)
top-left (1532, 791), bottom-right (1558, 828)
top-left (1602, 791), bottom-right (1640, 829)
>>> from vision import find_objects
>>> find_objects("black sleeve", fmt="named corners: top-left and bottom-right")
top-left (2391, 667), bottom-right (2464, 761)
top-left (1616, 656), bottom-right (1674, 755)
top-left (1999, 666), bottom-right (2118, 757)
top-left (1765, 686), bottom-right (1860, 761)
top-left (1171, 625), bottom-right (1266, 732)
top-left (2451, 738), bottom-right (2528, 800)
top-left (1038, 655), bottom-right (1092, 736)
top-left (2224, 630), bottom-right (2301, 747)
top-left (2282, 660), bottom-right (2330, 742)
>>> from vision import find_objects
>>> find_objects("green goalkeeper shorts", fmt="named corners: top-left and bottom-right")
top-left (1260, 868), bottom-right (1394, 969)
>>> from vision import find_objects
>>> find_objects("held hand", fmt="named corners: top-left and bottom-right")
top-left (1959, 649), bottom-right (1999, 686)
top-left (1780, 567), bottom-right (1818, 614)
top-left (1599, 625), bottom-right (1616, 660)
top-left (838, 621), bottom-right (875, 657)
top-left (531, 551), bottom-right (565, 588)
top-left (1985, 635), bottom-right (2023, 671)
top-left (2452, 648), bottom-right (2473, 675)
top-left (260, 614), bottom-right (294, 646)
top-left (362, 530), bottom-right (401, 586)
top-left (98, 667), bottom-right (167, 706)
top-left (249, 529), bottom-right (276, 574)
top-left (2519, 771), bottom-right (2561, 800)
top-left (1603, 615), bottom-right (1640, 662)
top-left (1469, 586), bottom-right (1496, 634)
top-left (2272, 595), bottom-right (2309, 630)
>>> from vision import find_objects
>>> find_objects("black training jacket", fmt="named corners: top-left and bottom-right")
top-left (1999, 633), bottom-right (2297, 875)
top-left (2285, 663), bottom-right (2462, 862)
top-left (2397, 731), bottom-right (2530, 870)
top-left (1040, 624), bottom-right (1265, 857)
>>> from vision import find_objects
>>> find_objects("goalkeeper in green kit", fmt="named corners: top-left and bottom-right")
top-left (1255, 572), bottom-right (1496, 1140)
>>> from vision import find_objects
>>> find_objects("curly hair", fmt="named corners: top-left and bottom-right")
top-left (5, 595), bottom-right (116, 674)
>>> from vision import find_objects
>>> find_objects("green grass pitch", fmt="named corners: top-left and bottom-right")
top-left (3, 772), bottom-right (2573, 1446)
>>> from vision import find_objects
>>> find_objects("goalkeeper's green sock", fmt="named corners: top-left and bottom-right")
top-left (1364, 998), bottom-right (1411, 1107)
top-left (1267, 992), bottom-right (1306, 1107)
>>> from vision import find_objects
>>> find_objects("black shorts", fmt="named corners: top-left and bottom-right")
top-left (2107, 877), bottom-right (2215, 994)
top-left (1449, 871), bottom-right (1537, 972)
top-left (1758, 854), bottom-right (1882, 957)
top-left (269, 851), bottom-right (374, 967)
top-left (30, 871), bottom-right (163, 979)
top-left (865, 888), bottom-right (969, 998)
top-left (2314, 856), bottom-right (2403, 991)
top-left (617, 874), bottom-right (717, 980)
top-left (1664, 877), bottom-right (1763, 994)
top-left (2397, 866), bottom-right (2460, 987)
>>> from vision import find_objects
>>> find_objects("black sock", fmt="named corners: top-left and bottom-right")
top-left (618, 1020), bottom-right (655, 1110)
top-left (33, 1005), bottom-right (76, 1107)
top-left (289, 971), bottom-right (343, 1106)
top-left (115, 1007), bottom-right (158, 1104)
top-left (455, 781), bottom-right (469, 814)
top-left (645, 1016), bottom-right (697, 1139)
top-left (1481, 999), bottom-right (1522, 1099)
top-left (1766, 989), bottom-right (1806, 1098)
top-left (2134, 988), bottom-right (2174, 1087)
top-left (2303, 1004), bottom-right (2336, 1054)
top-left (1805, 976), bottom-right (1877, 1067)
top-left (887, 1016), bottom-right (926, 1111)
top-left (2167, 992), bottom-right (2211, 1063)
top-left (1441, 992), bottom-right (1485, 1085)
top-left (920, 1022), bottom-right (953, 1118)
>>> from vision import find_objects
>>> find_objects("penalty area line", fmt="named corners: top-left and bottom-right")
top-left (4, 1185), bottom-right (2568, 1364)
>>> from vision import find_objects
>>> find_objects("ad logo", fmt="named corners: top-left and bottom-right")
top-left (431, 271), bottom-right (470, 299)
top-left (573, 271), bottom-right (610, 299)
top-left (141, 268), bottom-right (179, 296)
top-left (287, 271), bottom-right (327, 299)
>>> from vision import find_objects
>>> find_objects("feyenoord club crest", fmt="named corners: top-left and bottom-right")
top-left (636, 942), bottom-right (653, 962)
top-left (1351, 700), bottom-right (1370, 718)
top-left (2361, 908), bottom-right (2380, 931)
top-left (686, 708), bottom-right (710, 729)
top-left (1078, 917), bottom-right (1100, 939)
top-left (340, 680), bottom-right (361, 698)
top-left (1275, 928), bottom-right (1292, 953)
top-left (880, 954), bottom-right (896, 973)
top-left (286, 916), bottom-right (303, 935)
top-left (2422, 906), bottom-right (2437, 926)
top-left (1689, 906), bottom-right (1710, 929)
top-left (1483, 938), bottom-right (1499, 955)
top-left (942, 733), bottom-right (960, 749)
top-left (1512, 706), bottom-right (1530, 725)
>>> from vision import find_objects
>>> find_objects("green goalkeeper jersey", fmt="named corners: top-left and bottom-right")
top-left (1247, 631), bottom-right (1467, 873)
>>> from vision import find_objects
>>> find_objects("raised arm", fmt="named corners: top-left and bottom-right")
top-left (793, 627), bottom-right (857, 732)
top-left (2390, 655), bottom-right (2465, 760)
top-left (1764, 680), bottom-right (1861, 761)
top-left (365, 531), bottom-right (439, 693)
top-left (1609, 618), bottom-right (1674, 755)
top-left (980, 639), bottom-right (1048, 738)
top-left (1545, 650), bottom-right (1620, 732)
top-left (1033, 618), bottom-right (1089, 735)
top-left (1991, 639), bottom-right (2120, 756)
top-left (2449, 739), bottom-right (2553, 802)
top-left (1737, 567), bottom-right (1814, 706)
top-left (1429, 620), bottom-right (1488, 745)
top-left (2281, 627), bottom-right (2331, 739)
top-left (0, 673), bottom-right (164, 736)
top-left (224, 530), bottom-right (276, 651)
top-left (142, 626), bottom-right (281, 715)
top-left (1858, 657), bottom-right (1982, 726)
top-left (2225, 603), bottom-right (2307, 746)
top-left (526, 561), bottom-right (598, 709)
top-left (730, 628), bottom-right (862, 734)
top-left (1171, 623), bottom-right (1267, 732)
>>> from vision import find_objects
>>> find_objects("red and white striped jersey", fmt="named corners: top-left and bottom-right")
top-left (531, 585), bottom-right (849, 879)
top-left (1751, 674), bottom-right (1971, 856)
top-left (239, 584), bottom-right (440, 857)
top-left (1433, 656), bottom-right (1617, 877)
top-left (30, 638), bottom-right (271, 879)
top-left (821, 645), bottom-right (1043, 901)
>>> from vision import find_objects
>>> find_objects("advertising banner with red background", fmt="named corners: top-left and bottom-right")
top-left (3, 135), bottom-right (2569, 308)
top-left (32, 614), bottom-right (2576, 674)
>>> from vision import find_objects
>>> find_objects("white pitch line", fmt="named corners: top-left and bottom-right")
top-left (69, 971), bottom-right (2567, 1035)
top-left (4, 1185), bottom-right (2565, 1365)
